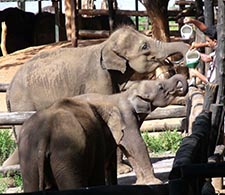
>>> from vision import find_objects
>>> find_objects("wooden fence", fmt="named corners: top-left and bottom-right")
top-left (0, 82), bottom-right (186, 130)
top-left (0, 81), bottom-right (223, 195)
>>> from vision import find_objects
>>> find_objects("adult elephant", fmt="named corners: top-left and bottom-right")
top-left (0, 7), bottom-right (35, 56)
top-left (6, 26), bottom-right (189, 184)
top-left (18, 74), bottom-right (188, 192)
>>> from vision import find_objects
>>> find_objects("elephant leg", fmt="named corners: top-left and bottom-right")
top-left (121, 129), bottom-right (162, 185)
top-left (117, 147), bottom-right (132, 174)
top-left (51, 160), bottom-right (86, 189)
top-left (2, 125), bottom-right (20, 167)
top-left (22, 174), bottom-right (39, 192)
top-left (20, 156), bottom-right (39, 192)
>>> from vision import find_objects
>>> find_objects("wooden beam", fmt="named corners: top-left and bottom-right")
top-left (0, 106), bottom-right (186, 127)
top-left (141, 117), bottom-right (184, 132)
top-left (79, 30), bottom-right (109, 38)
top-left (0, 83), bottom-right (9, 92)
top-left (0, 112), bottom-right (35, 125)
top-left (78, 9), bottom-right (180, 18)
top-left (146, 105), bottom-right (186, 120)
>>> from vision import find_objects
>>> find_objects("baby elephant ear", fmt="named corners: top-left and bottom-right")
top-left (108, 106), bottom-right (126, 144)
top-left (129, 95), bottom-right (153, 114)
top-left (100, 44), bottom-right (127, 74)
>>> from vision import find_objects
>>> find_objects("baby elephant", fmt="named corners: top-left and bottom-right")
top-left (18, 74), bottom-right (188, 192)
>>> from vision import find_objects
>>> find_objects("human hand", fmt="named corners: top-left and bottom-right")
top-left (183, 17), bottom-right (194, 24)
top-left (200, 53), bottom-right (212, 62)
top-left (190, 42), bottom-right (197, 49)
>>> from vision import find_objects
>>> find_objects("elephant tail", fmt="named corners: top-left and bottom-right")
top-left (37, 135), bottom-right (48, 190)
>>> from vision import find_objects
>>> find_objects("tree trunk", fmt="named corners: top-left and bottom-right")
top-left (216, 0), bottom-right (225, 103)
top-left (217, 0), bottom-right (225, 104)
top-left (215, 0), bottom-right (225, 145)
top-left (204, 0), bottom-right (214, 27)
top-left (139, 0), bottom-right (170, 41)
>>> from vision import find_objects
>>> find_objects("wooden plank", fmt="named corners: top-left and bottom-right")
top-left (0, 83), bottom-right (9, 92)
top-left (79, 30), bottom-right (109, 38)
top-left (0, 106), bottom-right (185, 126)
top-left (0, 111), bottom-right (35, 125)
top-left (175, 1), bottom-right (195, 6)
top-left (141, 118), bottom-right (184, 132)
top-left (78, 9), bottom-right (180, 17)
top-left (146, 105), bottom-right (186, 120)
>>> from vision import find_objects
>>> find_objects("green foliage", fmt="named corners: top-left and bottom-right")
top-left (0, 174), bottom-right (8, 193)
top-left (142, 129), bottom-right (182, 154)
top-left (0, 129), bottom-right (16, 165)
top-left (131, 16), bottom-right (151, 31)
top-left (13, 172), bottom-right (23, 188)
top-left (0, 172), bottom-right (23, 193)
top-left (131, 17), bottom-right (178, 32)
top-left (0, 130), bottom-right (22, 192)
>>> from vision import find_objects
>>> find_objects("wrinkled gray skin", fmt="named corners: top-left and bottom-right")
top-left (18, 74), bottom-right (188, 192)
top-left (6, 26), bottom-right (189, 184)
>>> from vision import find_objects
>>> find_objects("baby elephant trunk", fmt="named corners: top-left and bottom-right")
top-left (167, 74), bottom-right (188, 96)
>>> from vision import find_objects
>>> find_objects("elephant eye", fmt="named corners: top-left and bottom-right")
top-left (158, 83), bottom-right (164, 90)
top-left (141, 42), bottom-right (150, 50)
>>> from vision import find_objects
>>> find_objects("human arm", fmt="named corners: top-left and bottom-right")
top-left (183, 17), bottom-right (208, 32)
top-left (189, 69), bottom-right (208, 83)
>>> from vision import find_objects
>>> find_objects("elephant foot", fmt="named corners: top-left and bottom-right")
top-left (117, 161), bottom-right (133, 175)
top-left (2, 148), bottom-right (19, 167)
top-left (135, 176), bottom-right (162, 185)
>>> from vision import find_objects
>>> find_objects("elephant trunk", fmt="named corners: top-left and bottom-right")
top-left (153, 40), bottom-right (190, 60)
top-left (167, 74), bottom-right (188, 96)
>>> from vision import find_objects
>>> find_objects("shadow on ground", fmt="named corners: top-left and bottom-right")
top-left (118, 156), bottom-right (174, 185)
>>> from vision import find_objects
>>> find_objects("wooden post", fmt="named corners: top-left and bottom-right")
top-left (186, 86), bottom-right (204, 135)
top-left (0, 83), bottom-right (9, 92)
top-left (38, 0), bottom-right (42, 13)
top-left (73, 0), bottom-right (79, 47)
top-left (210, 0), bottom-right (225, 192)
top-left (53, 0), bottom-right (60, 42)
top-left (1, 22), bottom-right (7, 56)
top-left (215, 0), bottom-right (225, 144)
top-left (17, 0), bottom-right (25, 11)
top-left (107, 0), bottom-right (115, 33)
top-left (203, 0), bottom-right (214, 27)
top-left (216, 0), bottom-right (225, 105)
top-left (135, 0), bottom-right (139, 30)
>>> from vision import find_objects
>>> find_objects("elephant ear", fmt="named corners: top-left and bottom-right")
top-left (107, 106), bottom-right (126, 144)
top-left (129, 95), bottom-right (153, 114)
top-left (101, 43), bottom-right (127, 74)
